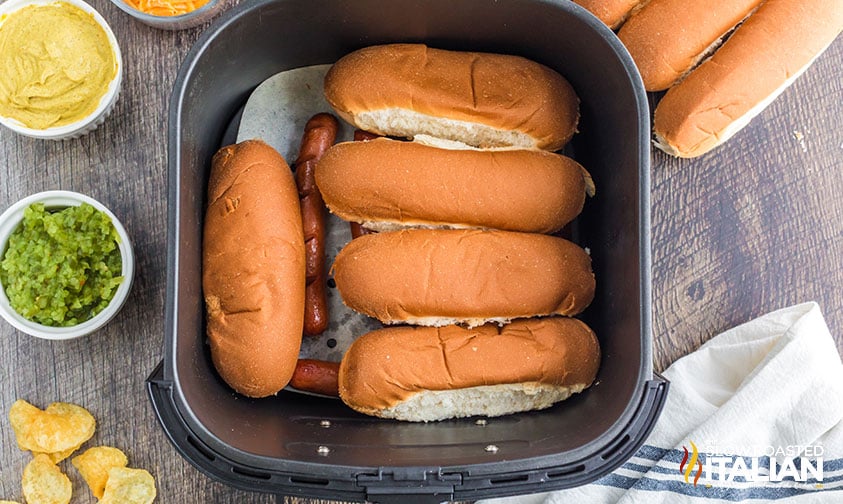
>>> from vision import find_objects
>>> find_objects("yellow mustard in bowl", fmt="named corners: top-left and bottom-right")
top-left (0, 1), bottom-right (118, 129)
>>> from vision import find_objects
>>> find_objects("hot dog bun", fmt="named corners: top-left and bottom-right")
top-left (653, 0), bottom-right (843, 158)
top-left (332, 229), bottom-right (595, 327)
top-left (315, 138), bottom-right (592, 234)
top-left (572, 0), bottom-right (649, 29)
top-left (338, 317), bottom-right (601, 422)
top-left (202, 140), bottom-right (305, 398)
top-left (324, 44), bottom-right (580, 151)
top-left (618, 0), bottom-right (765, 91)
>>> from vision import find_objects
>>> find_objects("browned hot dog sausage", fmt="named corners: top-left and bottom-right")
top-left (290, 359), bottom-right (340, 397)
top-left (349, 222), bottom-right (376, 239)
top-left (295, 113), bottom-right (339, 336)
top-left (353, 129), bottom-right (380, 142)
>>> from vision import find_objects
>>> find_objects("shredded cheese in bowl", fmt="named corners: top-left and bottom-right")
top-left (124, 0), bottom-right (210, 16)
top-left (109, 0), bottom-right (222, 29)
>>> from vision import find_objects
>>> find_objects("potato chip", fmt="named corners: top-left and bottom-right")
top-left (34, 443), bottom-right (83, 464)
top-left (21, 454), bottom-right (72, 504)
top-left (8, 399), bottom-right (95, 455)
top-left (72, 446), bottom-right (129, 499)
top-left (8, 399), bottom-right (41, 450)
top-left (0, 500), bottom-right (22, 503)
top-left (99, 467), bottom-right (157, 504)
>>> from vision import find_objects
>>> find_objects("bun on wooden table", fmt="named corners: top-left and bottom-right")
top-left (653, 0), bottom-right (843, 158)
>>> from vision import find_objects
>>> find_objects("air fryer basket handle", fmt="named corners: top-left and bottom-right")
top-left (147, 367), bottom-right (668, 502)
top-left (367, 495), bottom-right (451, 504)
top-left (358, 376), bottom-right (670, 503)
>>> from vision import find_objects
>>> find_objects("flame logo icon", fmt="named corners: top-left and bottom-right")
top-left (680, 440), bottom-right (703, 486)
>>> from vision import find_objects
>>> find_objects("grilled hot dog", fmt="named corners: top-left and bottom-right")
top-left (290, 359), bottom-right (340, 397)
top-left (294, 113), bottom-right (339, 336)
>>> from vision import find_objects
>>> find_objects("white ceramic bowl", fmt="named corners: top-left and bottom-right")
top-left (0, 191), bottom-right (135, 340)
top-left (0, 0), bottom-right (123, 140)
top-left (109, 0), bottom-right (223, 30)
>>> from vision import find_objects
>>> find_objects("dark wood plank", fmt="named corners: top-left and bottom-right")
top-left (650, 38), bottom-right (843, 372)
top-left (0, 0), bottom-right (839, 501)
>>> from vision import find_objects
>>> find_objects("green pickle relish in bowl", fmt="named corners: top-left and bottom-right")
top-left (0, 203), bottom-right (123, 326)
top-left (0, 191), bottom-right (134, 339)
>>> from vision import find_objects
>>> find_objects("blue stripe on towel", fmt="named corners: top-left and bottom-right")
top-left (824, 458), bottom-right (843, 471)
top-left (596, 473), bottom-right (829, 500)
top-left (633, 445), bottom-right (670, 461)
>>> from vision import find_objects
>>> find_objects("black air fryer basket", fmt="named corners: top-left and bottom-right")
top-left (148, 1), bottom-right (668, 502)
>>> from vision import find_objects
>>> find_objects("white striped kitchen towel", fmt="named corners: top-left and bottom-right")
top-left (482, 302), bottom-right (843, 503)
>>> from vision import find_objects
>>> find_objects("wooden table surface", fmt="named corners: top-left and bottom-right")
top-left (0, 1), bottom-right (840, 502)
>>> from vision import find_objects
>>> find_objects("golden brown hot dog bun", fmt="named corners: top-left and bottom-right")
top-left (653, 0), bottom-right (843, 158)
top-left (315, 138), bottom-right (591, 234)
top-left (332, 229), bottom-right (595, 327)
top-left (338, 317), bottom-right (601, 422)
top-left (618, 0), bottom-right (765, 91)
top-left (573, 0), bottom-right (649, 29)
top-left (324, 44), bottom-right (580, 151)
top-left (202, 140), bottom-right (305, 398)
